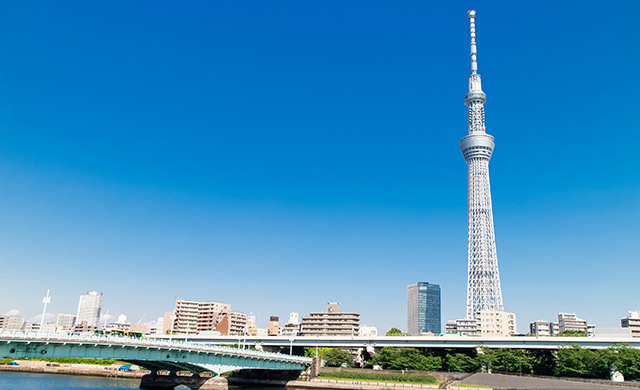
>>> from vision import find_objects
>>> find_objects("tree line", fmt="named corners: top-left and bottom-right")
top-left (305, 345), bottom-right (640, 380)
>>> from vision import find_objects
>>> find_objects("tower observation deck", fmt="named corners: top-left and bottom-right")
top-left (460, 10), bottom-right (504, 319)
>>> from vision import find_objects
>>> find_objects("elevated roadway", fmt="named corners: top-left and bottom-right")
top-left (152, 334), bottom-right (640, 350)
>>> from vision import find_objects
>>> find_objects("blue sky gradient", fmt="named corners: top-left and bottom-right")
top-left (1, 1), bottom-right (638, 332)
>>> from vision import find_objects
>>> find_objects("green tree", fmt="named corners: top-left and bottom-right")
top-left (598, 345), bottom-right (640, 380)
top-left (323, 348), bottom-right (353, 367)
top-left (491, 349), bottom-right (535, 374)
top-left (475, 347), bottom-right (498, 372)
top-left (556, 345), bottom-right (597, 377)
top-left (386, 327), bottom-right (403, 336)
top-left (529, 349), bottom-right (556, 376)
top-left (445, 353), bottom-right (479, 372)
top-left (371, 348), bottom-right (443, 371)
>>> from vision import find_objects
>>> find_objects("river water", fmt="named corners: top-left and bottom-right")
top-left (0, 372), bottom-right (273, 389)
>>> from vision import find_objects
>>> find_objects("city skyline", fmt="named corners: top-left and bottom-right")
top-left (1, 1), bottom-right (638, 333)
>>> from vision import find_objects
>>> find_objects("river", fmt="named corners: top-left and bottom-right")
top-left (0, 371), bottom-right (274, 390)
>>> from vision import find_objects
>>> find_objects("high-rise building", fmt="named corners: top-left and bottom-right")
top-left (76, 291), bottom-right (103, 327)
top-left (300, 303), bottom-right (360, 336)
top-left (621, 311), bottom-right (640, 338)
top-left (460, 10), bottom-right (504, 319)
top-left (407, 282), bottom-right (441, 335)
top-left (172, 299), bottom-right (246, 335)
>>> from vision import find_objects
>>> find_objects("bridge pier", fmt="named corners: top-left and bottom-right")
top-left (140, 373), bottom-right (227, 390)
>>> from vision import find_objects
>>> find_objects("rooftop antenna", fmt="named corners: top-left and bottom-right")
top-left (468, 10), bottom-right (478, 75)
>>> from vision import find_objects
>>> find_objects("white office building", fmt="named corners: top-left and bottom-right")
top-left (621, 311), bottom-right (640, 338)
top-left (359, 325), bottom-right (378, 337)
top-left (76, 291), bottom-right (104, 327)
top-left (558, 312), bottom-right (588, 334)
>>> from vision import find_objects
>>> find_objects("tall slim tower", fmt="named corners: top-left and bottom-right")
top-left (460, 10), bottom-right (504, 319)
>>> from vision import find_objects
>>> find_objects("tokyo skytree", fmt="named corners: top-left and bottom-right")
top-left (460, 10), bottom-right (504, 319)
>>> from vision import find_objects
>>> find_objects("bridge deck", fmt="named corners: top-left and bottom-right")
top-left (0, 331), bottom-right (311, 375)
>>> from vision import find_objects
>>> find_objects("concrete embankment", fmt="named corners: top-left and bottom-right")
top-left (286, 378), bottom-right (442, 389)
top-left (0, 360), bottom-right (147, 378)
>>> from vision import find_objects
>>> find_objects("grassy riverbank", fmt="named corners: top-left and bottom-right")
top-left (318, 371), bottom-right (438, 384)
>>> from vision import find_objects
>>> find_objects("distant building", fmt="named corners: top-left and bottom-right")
top-left (280, 312), bottom-right (301, 336)
top-left (407, 282), bottom-right (441, 335)
top-left (215, 311), bottom-right (247, 336)
top-left (76, 291), bottom-right (103, 327)
top-left (529, 320), bottom-right (553, 336)
top-left (108, 313), bottom-right (131, 331)
top-left (131, 324), bottom-right (147, 334)
top-left (268, 316), bottom-right (280, 336)
top-left (300, 302), bottom-right (360, 336)
top-left (197, 301), bottom-right (231, 333)
top-left (475, 310), bottom-right (516, 336)
top-left (558, 312), bottom-right (588, 334)
top-left (446, 318), bottom-right (479, 336)
top-left (0, 316), bottom-right (24, 330)
top-left (172, 299), bottom-right (246, 336)
top-left (41, 322), bottom-right (57, 333)
top-left (359, 325), bottom-right (378, 337)
top-left (281, 323), bottom-right (301, 336)
top-left (162, 312), bottom-right (173, 335)
top-left (73, 321), bottom-right (97, 333)
top-left (246, 315), bottom-right (257, 336)
top-left (288, 313), bottom-right (299, 325)
top-left (621, 311), bottom-right (640, 338)
top-left (56, 313), bottom-right (76, 329)
top-left (22, 322), bottom-right (40, 332)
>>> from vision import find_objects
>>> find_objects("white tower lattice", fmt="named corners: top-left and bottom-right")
top-left (460, 10), bottom-right (504, 319)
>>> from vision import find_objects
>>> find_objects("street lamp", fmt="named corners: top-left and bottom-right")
top-left (289, 336), bottom-right (294, 355)
top-left (39, 289), bottom-right (51, 335)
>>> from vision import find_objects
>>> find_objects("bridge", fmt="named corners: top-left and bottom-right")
top-left (0, 332), bottom-right (312, 389)
top-left (152, 334), bottom-right (640, 351)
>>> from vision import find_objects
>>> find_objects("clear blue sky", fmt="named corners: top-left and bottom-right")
top-left (1, 1), bottom-right (638, 333)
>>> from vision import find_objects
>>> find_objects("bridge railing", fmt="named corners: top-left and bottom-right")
top-left (0, 329), bottom-right (311, 364)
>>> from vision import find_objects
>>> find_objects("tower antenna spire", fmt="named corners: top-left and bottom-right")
top-left (468, 10), bottom-right (478, 75)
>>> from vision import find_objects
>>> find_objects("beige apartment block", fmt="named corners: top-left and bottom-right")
top-left (268, 316), bottom-right (280, 336)
top-left (476, 310), bottom-right (517, 336)
top-left (300, 302), bottom-right (360, 336)
top-left (172, 299), bottom-right (245, 336)
top-left (0, 316), bottom-right (24, 330)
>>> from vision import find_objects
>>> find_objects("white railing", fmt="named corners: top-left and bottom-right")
top-left (0, 330), bottom-right (311, 364)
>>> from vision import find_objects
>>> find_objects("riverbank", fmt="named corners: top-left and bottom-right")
top-left (0, 360), bottom-right (146, 379)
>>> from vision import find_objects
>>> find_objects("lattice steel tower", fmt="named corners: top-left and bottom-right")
top-left (460, 10), bottom-right (504, 319)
